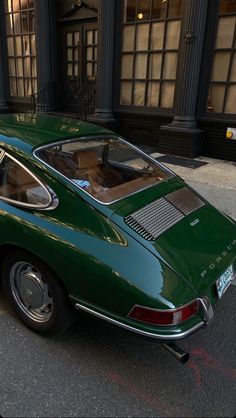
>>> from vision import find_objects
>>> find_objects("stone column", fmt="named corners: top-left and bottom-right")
top-left (34, 0), bottom-right (57, 112)
top-left (89, 0), bottom-right (115, 124)
top-left (159, 0), bottom-right (209, 157)
top-left (0, 0), bottom-right (9, 113)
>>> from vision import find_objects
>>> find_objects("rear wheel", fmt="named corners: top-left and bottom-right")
top-left (2, 250), bottom-right (76, 335)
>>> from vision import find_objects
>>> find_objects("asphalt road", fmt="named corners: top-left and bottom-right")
top-left (0, 184), bottom-right (236, 417)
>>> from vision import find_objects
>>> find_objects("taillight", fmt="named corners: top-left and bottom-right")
top-left (128, 300), bottom-right (199, 326)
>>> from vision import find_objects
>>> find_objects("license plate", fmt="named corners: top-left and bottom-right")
top-left (216, 265), bottom-right (234, 299)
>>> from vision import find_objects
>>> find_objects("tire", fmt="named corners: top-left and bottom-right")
top-left (1, 250), bottom-right (76, 335)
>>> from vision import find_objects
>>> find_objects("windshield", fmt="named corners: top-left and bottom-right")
top-left (36, 137), bottom-right (172, 203)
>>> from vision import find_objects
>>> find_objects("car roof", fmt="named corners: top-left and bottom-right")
top-left (0, 113), bottom-right (112, 156)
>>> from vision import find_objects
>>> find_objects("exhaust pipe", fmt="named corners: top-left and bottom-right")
top-left (162, 343), bottom-right (190, 364)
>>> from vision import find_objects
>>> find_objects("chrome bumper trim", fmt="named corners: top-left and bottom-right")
top-left (198, 296), bottom-right (214, 326)
top-left (75, 300), bottom-right (212, 341)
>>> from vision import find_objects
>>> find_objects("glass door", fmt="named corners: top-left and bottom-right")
top-left (59, 23), bottom-right (97, 115)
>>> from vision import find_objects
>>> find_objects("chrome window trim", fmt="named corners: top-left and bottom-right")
top-left (75, 301), bottom-right (206, 341)
top-left (0, 150), bottom-right (58, 210)
top-left (33, 135), bottom-right (175, 206)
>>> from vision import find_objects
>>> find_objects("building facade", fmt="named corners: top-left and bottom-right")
top-left (0, 0), bottom-right (236, 161)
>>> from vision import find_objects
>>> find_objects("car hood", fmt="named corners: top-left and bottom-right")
top-left (110, 181), bottom-right (236, 295)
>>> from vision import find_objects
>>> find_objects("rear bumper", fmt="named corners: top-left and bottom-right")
top-left (75, 296), bottom-right (214, 342)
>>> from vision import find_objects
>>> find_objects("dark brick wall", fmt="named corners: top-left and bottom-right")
top-left (113, 111), bottom-right (172, 147)
top-left (111, 112), bottom-right (236, 162)
top-left (198, 118), bottom-right (236, 162)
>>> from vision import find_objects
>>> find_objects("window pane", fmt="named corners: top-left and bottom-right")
top-left (32, 78), bottom-right (37, 95)
top-left (135, 53), bottom-right (147, 78)
top-left (22, 35), bottom-right (30, 55)
top-left (67, 63), bottom-right (72, 76)
top-left (20, 0), bottom-right (29, 10)
top-left (17, 78), bottom-right (24, 96)
top-left (150, 22), bottom-right (164, 50)
top-left (94, 30), bottom-right (97, 44)
top-left (136, 24), bottom-right (149, 50)
top-left (86, 30), bottom-right (93, 45)
top-left (30, 35), bottom-right (36, 55)
top-left (67, 48), bottom-right (72, 61)
top-left (220, 0), bottom-right (236, 14)
top-left (147, 81), bottom-right (160, 107)
top-left (8, 58), bottom-right (16, 76)
top-left (16, 57), bottom-right (23, 76)
top-left (216, 17), bottom-right (236, 48)
top-left (230, 53), bottom-right (236, 81)
top-left (74, 63), bottom-right (78, 76)
top-left (23, 56), bottom-right (31, 76)
top-left (163, 52), bottom-right (177, 79)
top-left (32, 57), bottom-right (37, 77)
top-left (74, 32), bottom-right (80, 45)
top-left (152, 0), bottom-right (167, 19)
top-left (134, 81), bottom-right (145, 105)
top-left (137, 0), bottom-right (151, 20)
top-left (24, 78), bottom-right (32, 96)
top-left (67, 32), bottom-right (72, 46)
top-left (149, 53), bottom-right (162, 79)
top-left (122, 25), bottom-right (135, 51)
top-left (121, 54), bottom-right (133, 78)
top-left (12, 0), bottom-right (20, 12)
top-left (161, 82), bottom-right (175, 108)
top-left (10, 78), bottom-right (17, 96)
top-left (211, 52), bottom-right (230, 81)
top-left (0, 154), bottom-right (50, 206)
top-left (207, 84), bottom-right (225, 113)
top-left (120, 81), bottom-right (132, 104)
top-left (5, 0), bottom-right (13, 13)
top-left (6, 14), bottom-right (14, 34)
top-left (7, 37), bottom-right (14, 55)
top-left (125, 0), bottom-right (136, 22)
top-left (15, 35), bottom-right (22, 55)
top-left (86, 62), bottom-right (93, 77)
top-left (37, 138), bottom-right (171, 204)
top-left (168, 0), bottom-right (182, 17)
top-left (225, 85), bottom-right (236, 114)
top-left (165, 20), bottom-right (180, 49)
top-left (86, 47), bottom-right (93, 61)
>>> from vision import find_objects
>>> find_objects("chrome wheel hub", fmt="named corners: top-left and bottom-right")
top-left (10, 262), bottom-right (53, 323)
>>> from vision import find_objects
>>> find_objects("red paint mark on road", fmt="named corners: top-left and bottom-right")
top-left (107, 371), bottom-right (180, 416)
top-left (187, 360), bottom-right (202, 389)
top-left (192, 348), bottom-right (236, 379)
top-left (187, 346), bottom-right (236, 390)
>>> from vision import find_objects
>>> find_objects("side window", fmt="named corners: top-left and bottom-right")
top-left (0, 152), bottom-right (52, 208)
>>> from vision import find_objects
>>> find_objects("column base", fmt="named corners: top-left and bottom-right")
top-left (158, 124), bottom-right (204, 158)
top-left (88, 110), bottom-right (116, 130)
top-left (88, 109), bottom-right (115, 123)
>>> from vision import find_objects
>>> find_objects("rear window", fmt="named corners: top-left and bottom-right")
top-left (36, 137), bottom-right (172, 203)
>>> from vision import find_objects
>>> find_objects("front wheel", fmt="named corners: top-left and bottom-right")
top-left (1, 250), bottom-right (76, 335)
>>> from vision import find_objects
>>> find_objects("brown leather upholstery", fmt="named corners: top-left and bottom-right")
top-left (4, 163), bottom-right (36, 201)
top-left (72, 150), bottom-right (99, 169)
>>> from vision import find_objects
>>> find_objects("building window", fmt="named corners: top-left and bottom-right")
top-left (4, 0), bottom-right (37, 98)
top-left (207, 0), bottom-right (236, 114)
top-left (120, 0), bottom-right (182, 109)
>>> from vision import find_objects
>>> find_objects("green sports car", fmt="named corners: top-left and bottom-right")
top-left (0, 114), bottom-right (235, 361)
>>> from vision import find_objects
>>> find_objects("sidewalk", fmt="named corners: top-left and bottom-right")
top-left (151, 152), bottom-right (236, 220)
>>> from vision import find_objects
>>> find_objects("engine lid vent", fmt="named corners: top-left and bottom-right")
top-left (125, 187), bottom-right (205, 241)
top-left (165, 187), bottom-right (205, 215)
